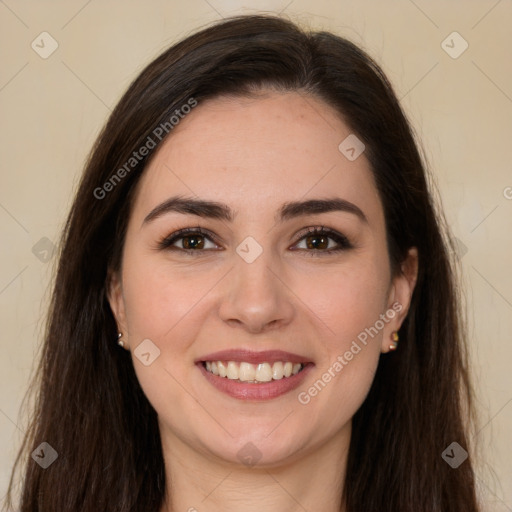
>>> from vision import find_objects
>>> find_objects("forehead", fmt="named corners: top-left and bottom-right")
top-left (132, 91), bottom-right (383, 226)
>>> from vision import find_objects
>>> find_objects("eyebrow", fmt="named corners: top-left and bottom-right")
top-left (142, 195), bottom-right (368, 225)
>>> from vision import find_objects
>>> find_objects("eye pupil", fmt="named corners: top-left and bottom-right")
top-left (306, 235), bottom-right (328, 250)
top-left (162, 228), bottom-right (348, 254)
top-left (183, 235), bottom-right (204, 249)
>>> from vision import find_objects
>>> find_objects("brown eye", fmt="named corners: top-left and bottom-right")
top-left (304, 233), bottom-right (329, 250)
top-left (158, 227), bottom-right (220, 253)
top-left (293, 227), bottom-right (352, 254)
top-left (181, 234), bottom-right (205, 250)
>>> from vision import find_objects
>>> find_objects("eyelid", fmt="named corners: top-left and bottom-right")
top-left (157, 225), bottom-right (353, 253)
top-left (157, 226), bottom-right (223, 251)
top-left (290, 226), bottom-right (352, 252)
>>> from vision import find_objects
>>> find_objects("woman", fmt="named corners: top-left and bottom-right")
top-left (6, 14), bottom-right (481, 512)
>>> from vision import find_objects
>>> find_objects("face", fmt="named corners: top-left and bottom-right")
top-left (109, 91), bottom-right (417, 468)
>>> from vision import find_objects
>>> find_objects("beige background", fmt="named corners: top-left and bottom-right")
top-left (1, 0), bottom-right (511, 510)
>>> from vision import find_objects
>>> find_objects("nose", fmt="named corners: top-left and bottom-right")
top-left (218, 249), bottom-right (295, 334)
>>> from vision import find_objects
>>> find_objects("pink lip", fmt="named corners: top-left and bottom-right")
top-left (197, 361), bottom-right (314, 401)
top-left (196, 349), bottom-right (311, 365)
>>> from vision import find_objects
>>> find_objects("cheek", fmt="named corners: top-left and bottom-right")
top-left (292, 258), bottom-right (387, 415)
top-left (120, 255), bottom-right (212, 428)
top-left (293, 256), bottom-right (389, 347)
top-left (121, 252), bottom-right (222, 342)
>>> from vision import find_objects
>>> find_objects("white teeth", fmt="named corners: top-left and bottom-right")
top-left (239, 362), bottom-right (256, 382)
top-left (255, 363), bottom-right (273, 382)
top-left (217, 361), bottom-right (227, 378)
top-left (227, 361), bottom-right (238, 380)
top-left (272, 361), bottom-right (284, 379)
top-left (203, 360), bottom-right (305, 382)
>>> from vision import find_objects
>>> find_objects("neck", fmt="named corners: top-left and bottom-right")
top-left (158, 422), bottom-right (350, 512)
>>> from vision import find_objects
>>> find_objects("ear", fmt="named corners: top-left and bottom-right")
top-left (107, 269), bottom-right (129, 349)
top-left (381, 247), bottom-right (418, 353)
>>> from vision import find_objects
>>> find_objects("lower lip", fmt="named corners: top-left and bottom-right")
top-left (198, 363), bottom-right (314, 401)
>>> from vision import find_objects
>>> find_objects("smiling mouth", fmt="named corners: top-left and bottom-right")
top-left (202, 360), bottom-right (306, 383)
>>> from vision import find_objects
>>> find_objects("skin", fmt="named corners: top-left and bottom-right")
top-left (109, 91), bottom-right (418, 512)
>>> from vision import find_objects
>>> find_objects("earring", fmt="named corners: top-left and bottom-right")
top-left (389, 331), bottom-right (399, 351)
top-left (117, 332), bottom-right (125, 348)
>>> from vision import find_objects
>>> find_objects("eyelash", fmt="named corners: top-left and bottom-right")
top-left (157, 226), bottom-right (353, 257)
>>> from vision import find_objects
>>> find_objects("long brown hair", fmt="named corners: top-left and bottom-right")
top-left (6, 14), bottom-right (480, 511)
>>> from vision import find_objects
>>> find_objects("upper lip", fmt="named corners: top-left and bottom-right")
top-left (196, 349), bottom-right (312, 365)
